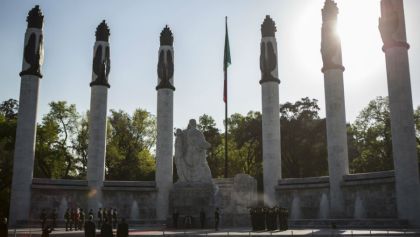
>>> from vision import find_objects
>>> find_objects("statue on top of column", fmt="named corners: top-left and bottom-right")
top-left (174, 119), bottom-right (213, 184)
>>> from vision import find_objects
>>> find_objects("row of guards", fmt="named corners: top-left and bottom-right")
top-left (249, 206), bottom-right (288, 231)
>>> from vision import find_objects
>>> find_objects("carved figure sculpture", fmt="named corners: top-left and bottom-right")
top-left (174, 119), bottom-right (212, 183)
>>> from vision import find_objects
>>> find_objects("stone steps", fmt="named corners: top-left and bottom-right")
top-left (289, 219), bottom-right (409, 229)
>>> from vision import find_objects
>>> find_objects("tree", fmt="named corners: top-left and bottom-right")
top-left (349, 97), bottom-right (393, 173)
top-left (280, 97), bottom-right (328, 178)
top-left (0, 99), bottom-right (18, 217)
top-left (34, 101), bottom-right (80, 178)
top-left (72, 112), bottom-right (89, 178)
top-left (228, 112), bottom-right (263, 178)
top-left (106, 109), bottom-right (156, 181)
top-left (197, 114), bottom-right (223, 178)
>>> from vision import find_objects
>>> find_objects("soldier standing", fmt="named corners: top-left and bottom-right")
top-left (84, 215), bottom-right (96, 237)
top-left (79, 208), bottom-right (86, 230)
top-left (64, 208), bottom-right (71, 231)
top-left (117, 218), bottom-right (129, 237)
top-left (199, 208), bottom-right (206, 229)
top-left (88, 209), bottom-right (94, 220)
top-left (0, 218), bottom-right (8, 237)
top-left (40, 209), bottom-right (47, 230)
top-left (97, 208), bottom-right (103, 229)
top-left (112, 208), bottom-right (118, 229)
top-left (41, 225), bottom-right (52, 237)
top-left (101, 219), bottom-right (113, 237)
top-left (214, 208), bottom-right (220, 231)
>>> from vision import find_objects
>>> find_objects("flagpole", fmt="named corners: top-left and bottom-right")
top-left (224, 64), bottom-right (228, 179)
top-left (224, 16), bottom-right (228, 179)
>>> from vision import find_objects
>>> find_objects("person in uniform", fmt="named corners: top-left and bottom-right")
top-left (88, 209), bottom-right (94, 220)
top-left (112, 208), bottom-right (118, 229)
top-left (117, 218), bottom-right (129, 237)
top-left (0, 218), bottom-right (8, 237)
top-left (101, 219), bottom-right (113, 237)
top-left (41, 225), bottom-right (52, 237)
top-left (97, 208), bottom-right (103, 229)
top-left (79, 208), bottom-right (86, 230)
top-left (64, 208), bottom-right (71, 231)
top-left (40, 209), bottom-right (47, 230)
top-left (84, 215), bottom-right (96, 237)
top-left (214, 208), bottom-right (220, 231)
top-left (199, 208), bottom-right (206, 229)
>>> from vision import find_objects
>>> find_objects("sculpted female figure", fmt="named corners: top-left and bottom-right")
top-left (174, 119), bottom-right (213, 183)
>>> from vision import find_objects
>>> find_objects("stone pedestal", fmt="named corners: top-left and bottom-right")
top-left (168, 182), bottom-right (219, 228)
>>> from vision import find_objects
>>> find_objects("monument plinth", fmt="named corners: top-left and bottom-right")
top-left (168, 119), bottom-right (220, 228)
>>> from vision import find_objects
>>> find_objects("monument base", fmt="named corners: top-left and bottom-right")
top-left (168, 182), bottom-right (219, 229)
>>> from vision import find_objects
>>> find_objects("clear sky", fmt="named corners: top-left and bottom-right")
top-left (0, 0), bottom-right (419, 130)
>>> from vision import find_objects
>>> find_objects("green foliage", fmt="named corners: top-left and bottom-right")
top-left (349, 97), bottom-right (393, 173)
top-left (105, 109), bottom-right (156, 181)
top-left (34, 101), bottom-right (80, 178)
top-left (0, 99), bottom-right (18, 218)
top-left (198, 114), bottom-right (223, 178)
top-left (280, 97), bottom-right (328, 178)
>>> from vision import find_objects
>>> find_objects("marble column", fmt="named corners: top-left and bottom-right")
top-left (260, 16), bottom-right (281, 207)
top-left (379, 0), bottom-right (420, 226)
top-left (320, 0), bottom-right (349, 218)
top-left (155, 25), bottom-right (175, 220)
top-left (9, 5), bottom-right (44, 227)
top-left (87, 20), bottom-right (111, 211)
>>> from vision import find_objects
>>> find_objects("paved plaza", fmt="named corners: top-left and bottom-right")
top-left (6, 227), bottom-right (420, 237)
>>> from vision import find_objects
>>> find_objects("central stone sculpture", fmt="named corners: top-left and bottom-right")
top-left (169, 119), bottom-right (219, 228)
top-left (174, 119), bottom-right (213, 183)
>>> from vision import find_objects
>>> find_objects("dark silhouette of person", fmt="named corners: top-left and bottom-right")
top-left (101, 219), bottom-right (113, 237)
top-left (88, 209), bottom-right (94, 220)
top-left (0, 218), bottom-right (8, 237)
top-left (64, 208), bottom-right (71, 231)
top-left (116, 218), bottom-right (129, 237)
top-left (106, 208), bottom-right (112, 228)
top-left (97, 208), bottom-right (103, 229)
top-left (112, 209), bottom-right (118, 229)
top-left (41, 225), bottom-right (52, 237)
top-left (200, 208), bottom-right (206, 229)
top-left (70, 208), bottom-right (76, 231)
top-left (172, 209), bottom-right (179, 229)
top-left (50, 208), bottom-right (57, 230)
top-left (40, 209), bottom-right (47, 230)
top-left (214, 208), bottom-right (220, 231)
top-left (79, 208), bottom-right (86, 230)
top-left (84, 216), bottom-right (96, 237)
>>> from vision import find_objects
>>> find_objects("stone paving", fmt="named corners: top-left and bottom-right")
top-left (7, 227), bottom-right (420, 236)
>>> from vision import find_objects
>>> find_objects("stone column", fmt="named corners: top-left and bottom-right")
top-left (379, 0), bottom-right (420, 226)
top-left (9, 5), bottom-right (44, 227)
top-left (320, 0), bottom-right (349, 218)
top-left (87, 20), bottom-right (111, 211)
top-left (259, 16), bottom-right (281, 207)
top-left (155, 26), bottom-right (175, 220)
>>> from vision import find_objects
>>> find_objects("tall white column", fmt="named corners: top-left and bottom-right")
top-left (9, 5), bottom-right (44, 227)
top-left (379, 0), bottom-right (420, 226)
top-left (320, 0), bottom-right (349, 218)
top-left (155, 26), bottom-right (175, 220)
top-left (87, 20), bottom-right (111, 211)
top-left (260, 16), bottom-right (281, 207)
